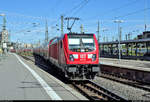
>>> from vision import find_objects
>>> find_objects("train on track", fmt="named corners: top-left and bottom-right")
top-left (33, 33), bottom-right (100, 80)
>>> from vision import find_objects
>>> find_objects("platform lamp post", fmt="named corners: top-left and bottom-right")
top-left (114, 20), bottom-right (124, 61)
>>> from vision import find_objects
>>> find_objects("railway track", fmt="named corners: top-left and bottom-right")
top-left (20, 55), bottom-right (35, 62)
top-left (20, 54), bottom-right (150, 92)
top-left (20, 54), bottom-right (127, 101)
top-left (100, 73), bottom-right (150, 92)
top-left (71, 80), bottom-right (127, 101)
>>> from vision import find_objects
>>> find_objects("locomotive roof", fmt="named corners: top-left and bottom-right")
top-left (67, 33), bottom-right (94, 35)
top-left (49, 33), bottom-right (95, 44)
top-left (67, 33), bottom-right (94, 37)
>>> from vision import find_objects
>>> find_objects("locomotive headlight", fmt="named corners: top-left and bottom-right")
top-left (69, 54), bottom-right (74, 61)
top-left (92, 54), bottom-right (96, 61)
top-left (88, 54), bottom-right (93, 58)
top-left (73, 54), bottom-right (78, 59)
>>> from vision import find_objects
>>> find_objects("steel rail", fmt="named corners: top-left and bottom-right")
top-left (71, 80), bottom-right (127, 101)
top-left (100, 73), bottom-right (150, 92)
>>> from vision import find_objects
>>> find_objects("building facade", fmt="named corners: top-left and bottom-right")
top-left (138, 31), bottom-right (150, 39)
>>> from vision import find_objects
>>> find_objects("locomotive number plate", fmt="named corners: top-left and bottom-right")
top-left (80, 54), bottom-right (86, 61)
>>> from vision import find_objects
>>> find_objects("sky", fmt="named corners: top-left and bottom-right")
top-left (0, 0), bottom-right (150, 44)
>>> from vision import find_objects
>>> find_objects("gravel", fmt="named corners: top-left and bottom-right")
top-left (94, 76), bottom-right (150, 100)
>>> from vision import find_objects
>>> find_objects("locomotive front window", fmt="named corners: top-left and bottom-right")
top-left (68, 35), bottom-right (95, 52)
top-left (68, 38), bottom-right (80, 49)
top-left (82, 38), bottom-right (95, 49)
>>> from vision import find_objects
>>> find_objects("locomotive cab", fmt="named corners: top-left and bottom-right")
top-left (64, 34), bottom-right (100, 79)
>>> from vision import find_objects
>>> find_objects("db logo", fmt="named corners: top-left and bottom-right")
top-left (80, 54), bottom-right (86, 59)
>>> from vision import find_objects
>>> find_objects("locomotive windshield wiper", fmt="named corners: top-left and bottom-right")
top-left (85, 47), bottom-right (94, 51)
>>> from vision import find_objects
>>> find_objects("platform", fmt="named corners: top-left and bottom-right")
top-left (99, 57), bottom-right (150, 72)
top-left (0, 53), bottom-right (87, 100)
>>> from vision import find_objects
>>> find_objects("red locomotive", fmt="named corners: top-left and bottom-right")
top-left (34, 33), bottom-right (100, 79)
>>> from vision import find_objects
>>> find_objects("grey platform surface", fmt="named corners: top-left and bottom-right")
top-left (0, 53), bottom-right (87, 100)
top-left (99, 57), bottom-right (150, 72)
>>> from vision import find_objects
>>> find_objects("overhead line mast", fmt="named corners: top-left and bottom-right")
top-left (61, 15), bottom-right (64, 35)
top-left (97, 21), bottom-right (100, 43)
top-left (80, 24), bottom-right (84, 33)
top-left (45, 19), bottom-right (48, 43)
top-left (144, 0), bottom-right (148, 31)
